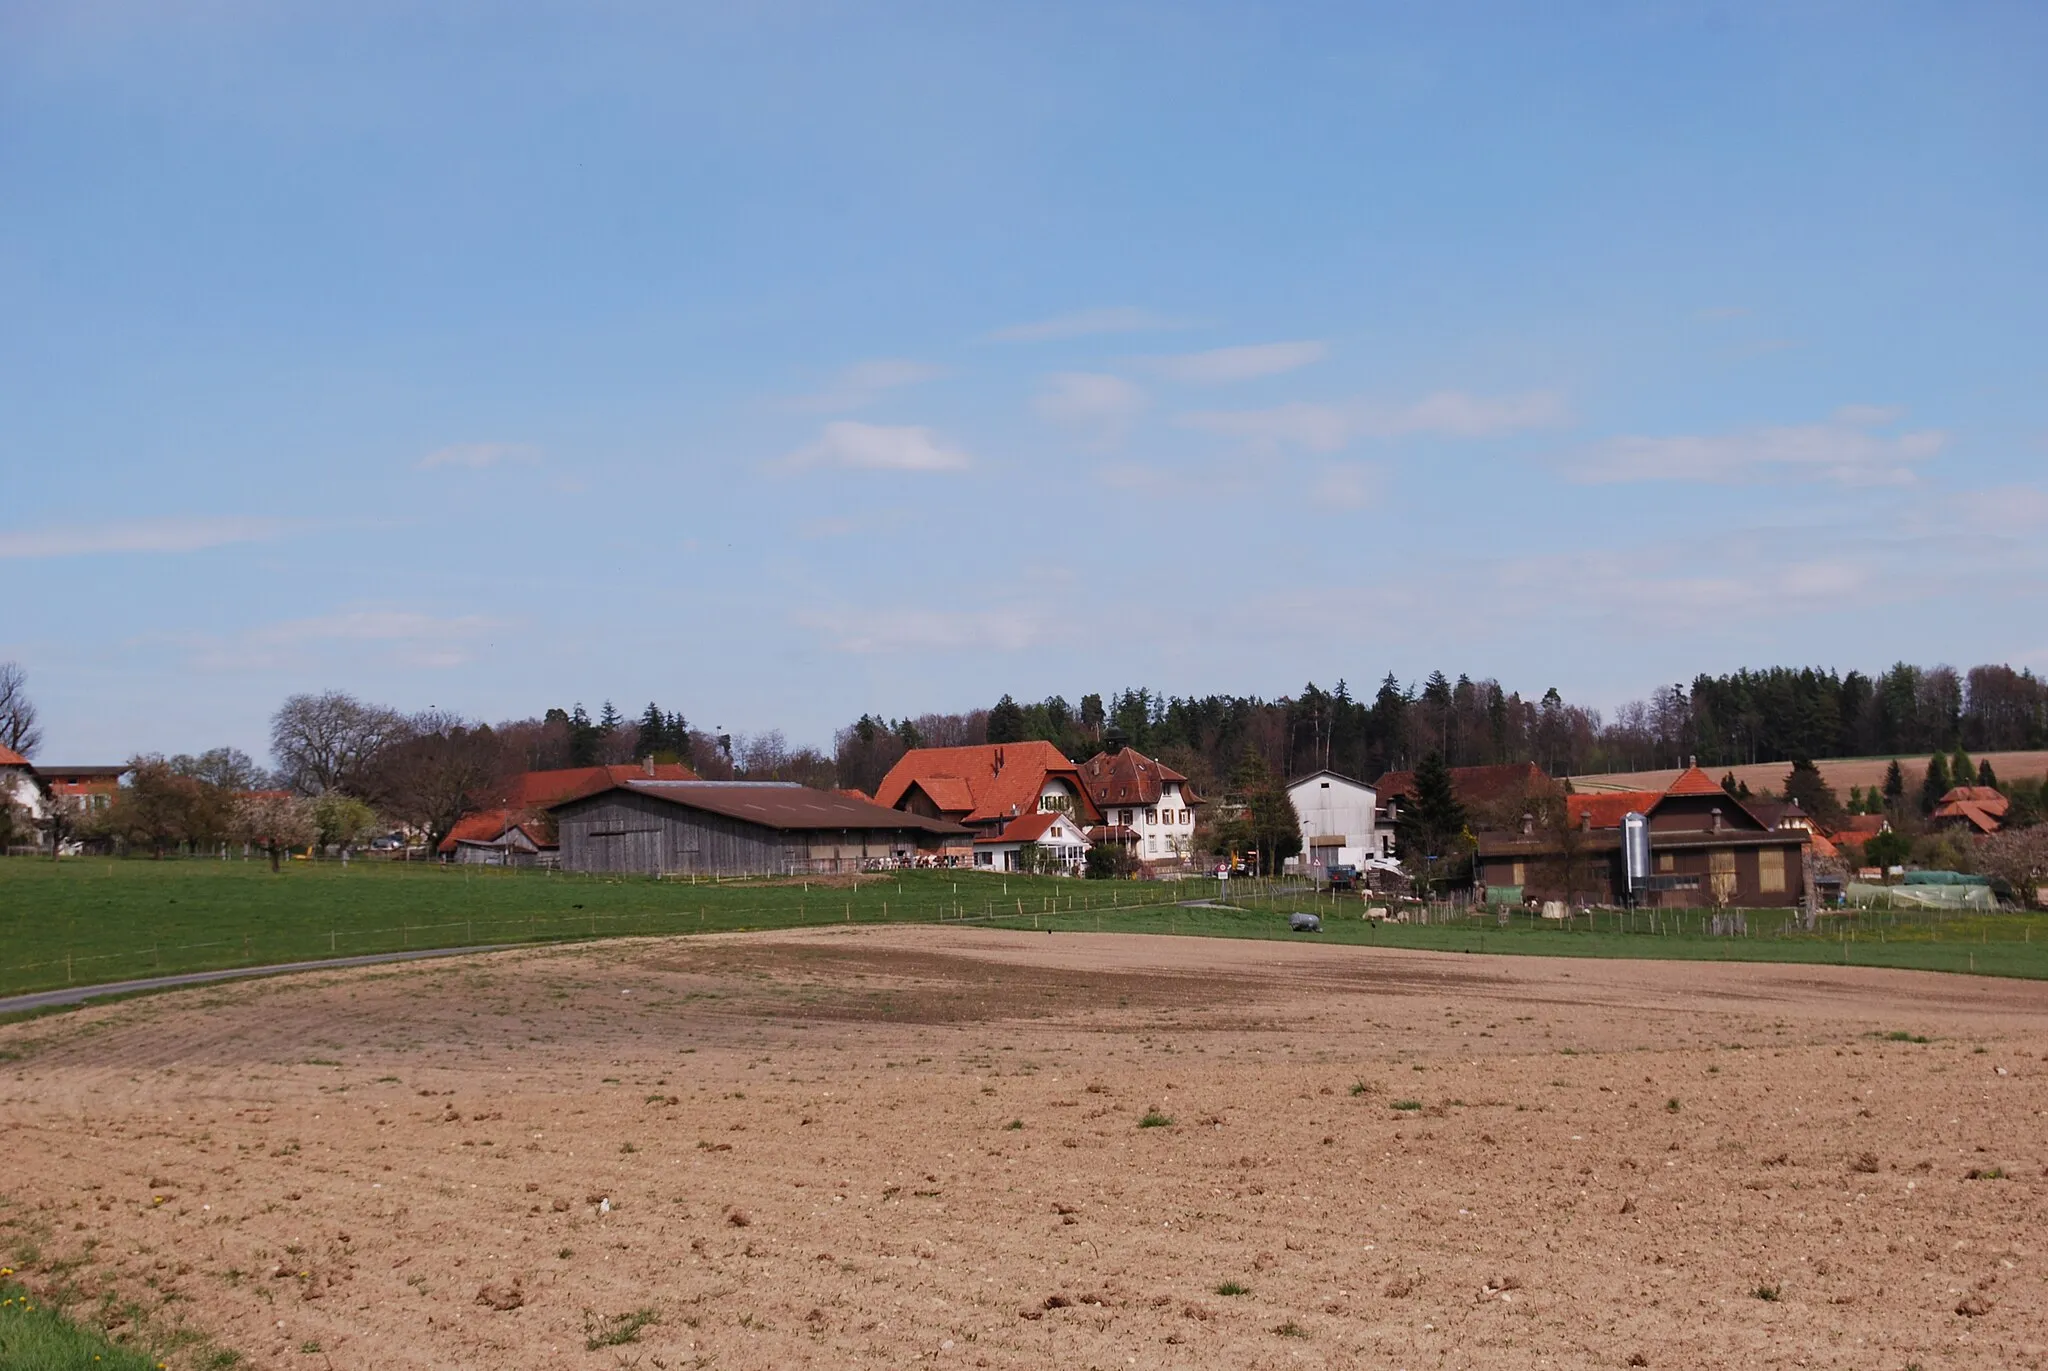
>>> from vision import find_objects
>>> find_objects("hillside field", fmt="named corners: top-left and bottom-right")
top-left (1572, 750), bottom-right (2048, 797)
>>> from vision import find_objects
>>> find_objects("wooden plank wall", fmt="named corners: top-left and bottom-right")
top-left (556, 791), bottom-right (931, 876)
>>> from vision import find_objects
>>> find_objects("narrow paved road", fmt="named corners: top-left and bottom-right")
top-left (0, 945), bottom-right (513, 1017)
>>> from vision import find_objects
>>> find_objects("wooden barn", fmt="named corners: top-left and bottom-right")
top-left (549, 779), bottom-right (969, 876)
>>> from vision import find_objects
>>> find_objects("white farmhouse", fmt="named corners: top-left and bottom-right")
top-left (972, 809), bottom-right (1091, 872)
top-left (1286, 770), bottom-right (1392, 873)
top-left (1076, 740), bottom-right (1202, 868)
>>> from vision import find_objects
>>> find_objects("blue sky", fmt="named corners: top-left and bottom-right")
top-left (4, 1), bottom-right (2044, 764)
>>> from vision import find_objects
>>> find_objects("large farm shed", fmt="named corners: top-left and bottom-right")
top-left (549, 780), bottom-right (968, 876)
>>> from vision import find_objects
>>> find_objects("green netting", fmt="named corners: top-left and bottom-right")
top-left (1484, 885), bottom-right (1524, 906)
top-left (1901, 870), bottom-right (1991, 886)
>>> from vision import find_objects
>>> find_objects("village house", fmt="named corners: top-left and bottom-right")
top-left (1284, 770), bottom-right (1393, 873)
top-left (972, 809), bottom-right (1092, 872)
top-left (548, 779), bottom-right (967, 875)
top-left (1475, 763), bottom-right (1811, 909)
top-left (1073, 737), bottom-right (1201, 868)
top-left (1929, 785), bottom-right (2009, 836)
top-left (874, 742), bottom-right (1100, 863)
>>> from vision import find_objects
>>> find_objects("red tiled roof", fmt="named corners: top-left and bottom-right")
top-left (438, 808), bottom-right (559, 854)
top-left (0, 745), bottom-right (27, 767)
top-left (1938, 786), bottom-right (2008, 815)
top-left (508, 763), bottom-right (698, 808)
top-left (1663, 765), bottom-right (1726, 797)
top-left (1829, 814), bottom-right (1889, 839)
top-left (1076, 747), bottom-right (1199, 808)
top-left (873, 742), bottom-right (1100, 825)
top-left (1374, 762), bottom-right (1549, 807)
top-left (1565, 791), bottom-right (1663, 830)
top-left (973, 811), bottom-right (1078, 845)
top-left (1931, 800), bottom-right (2002, 834)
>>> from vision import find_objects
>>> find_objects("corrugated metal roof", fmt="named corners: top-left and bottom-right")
top-left (556, 779), bottom-right (969, 835)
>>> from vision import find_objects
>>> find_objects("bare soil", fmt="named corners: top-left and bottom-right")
top-left (1573, 750), bottom-right (2048, 797)
top-left (4, 927), bottom-right (2047, 1369)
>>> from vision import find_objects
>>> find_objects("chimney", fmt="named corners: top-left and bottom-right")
top-left (642, 755), bottom-right (655, 777)
top-left (1688, 755), bottom-right (1697, 769)
top-left (1711, 806), bottom-right (1723, 833)
top-left (1580, 810), bottom-right (1592, 832)
top-left (1521, 811), bottom-right (1534, 836)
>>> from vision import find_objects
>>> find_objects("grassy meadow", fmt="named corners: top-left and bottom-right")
top-left (0, 1272), bottom-right (168, 1371)
top-left (3, 856), bottom-right (2044, 1000)
top-left (0, 858), bottom-right (1204, 998)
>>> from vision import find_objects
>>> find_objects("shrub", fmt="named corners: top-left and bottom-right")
top-left (1138, 1109), bottom-right (1173, 1129)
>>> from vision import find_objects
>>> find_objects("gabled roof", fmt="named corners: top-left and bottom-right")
top-left (1663, 764), bottom-right (1727, 797)
top-left (1938, 786), bottom-right (2009, 815)
top-left (557, 779), bottom-right (969, 835)
top-left (872, 742), bottom-right (1099, 825)
top-left (1931, 799), bottom-right (2003, 834)
top-left (1287, 769), bottom-right (1374, 796)
top-left (0, 745), bottom-right (28, 768)
top-left (1077, 746), bottom-right (1199, 809)
top-left (974, 810), bottom-right (1082, 845)
top-left (437, 809), bottom-right (559, 854)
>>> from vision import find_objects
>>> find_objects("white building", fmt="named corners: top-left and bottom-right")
top-left (1, 745), bottom-right (48, 844)
top-left (1286, 770), bottom-right (1392, 872)
top-left (1076, 743), bottom-right (1202, 867)
top-left (972, 809), bottom-right (1090, 873)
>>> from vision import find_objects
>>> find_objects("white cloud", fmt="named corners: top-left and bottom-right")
top-left (1571, 408), bottom-right (1946, 487)
top-left (804, 606), bottom-right (1056, 654)
top-left (784, 421), bottom-right (971, 472)
top-left (1181, 389), bottom-right (1569, 454)
top-left (1146, 340), bottom-right (1328, 384)
top-left (987, 306), bottom-right (1187, 343)
top-left (1034, 372), bottom-right (1147, 448)
top-left (0, 516), bottom-right (286, 559)
top-left (418, 442), bottom-right (540, 470)
top-left (789, 358), bottom-right (941, 413)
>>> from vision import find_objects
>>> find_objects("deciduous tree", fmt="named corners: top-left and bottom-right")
top-left (270, 692), bottom-right (405, 796)
top-left (235, 792), bottom-right (315, 872)
top-left (0, 662), bottom-right (41, 758)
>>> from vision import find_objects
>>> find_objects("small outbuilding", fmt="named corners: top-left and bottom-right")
top-left (549, 779), bottom-right (969, 876)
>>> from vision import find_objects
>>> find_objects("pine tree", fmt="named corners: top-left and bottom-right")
top-left (1920, 753), bottom-right (1951, 815)
top-left (567, 705), bottom-right (601, 767)
top-left (1950, 746), bottom-right (1973, 792)
top-left (1781, 758), bottom-right (1842, 825)
top-left (1882, 759), bottom-right (1906, 809)
top-left (1398, 751), bottom-right (1470, 893)
top-left (986, 694), bottom-right (1026, 745)
top-left (1977, 758), bottom-right (1997, 788)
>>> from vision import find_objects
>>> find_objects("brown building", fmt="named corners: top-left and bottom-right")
top-left (1476, 764), bottom-right (1810, 908)
top-left (1373, 761), bottom-right (1550, 822)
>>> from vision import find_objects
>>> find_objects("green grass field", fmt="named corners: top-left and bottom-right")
top-left (3, 857), bottom-right (2044, 1001)
top-left (0, 1274), bottom-right (166, 1371)
top-left (0, 858), bottom-right (1205, 998)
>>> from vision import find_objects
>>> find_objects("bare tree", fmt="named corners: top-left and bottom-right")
top-left (360, 712), bottom-right (507, 852)
top-left (269, 692), bottom-right (406, 795)
top-left (0, 662), bottom-right (42, 758)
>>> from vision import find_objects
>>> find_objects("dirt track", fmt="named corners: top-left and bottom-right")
top-left (4, 927), bottom-right (2046, 1369)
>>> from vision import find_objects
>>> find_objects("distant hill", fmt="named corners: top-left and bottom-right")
top-left (1571, 751), bottom-right (2048, 797)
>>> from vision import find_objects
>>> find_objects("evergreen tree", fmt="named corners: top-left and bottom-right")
top-left (1977, 758), bottom-right (1997, 788)
top-left (598, 701), bottom-right (624, 736)
top-left (1721, 772), bottom-right (1741, 798)
top-left (986, 694), bottom-right (1026, 744)
top-left (1079, 693), bottom-right (1105, 739)
top-left (567, 704), bottom-right (601, 767)
top-left (1950, 746), bottom-right (1973, 792)
top-left (1398, 751), bottom-right (1470, 893)
top-left (1920, 753), bottom-right (1951, 815)
top-left (1231, 748), bottom-right (1302, 876)
top-left (1882, 759), bottom-right (1906, 810)
top-left (1781, 758), bottom-right (1843, 825)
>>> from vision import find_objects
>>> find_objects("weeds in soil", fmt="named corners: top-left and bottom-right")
top-left (1138, 1109), bottom-right (1173, 1128)
top-left (1272, 1320), bottom-right (1308, 1338)
top-left (584, 1307), bottom-right (658, 1350)
top-left (1752, 1283), bottom-right (1781, 1302)
top-left (1391, 1100), bottom-right (1422, 1111)
top-left (1215, 1281), bottom-right (1249, 1296)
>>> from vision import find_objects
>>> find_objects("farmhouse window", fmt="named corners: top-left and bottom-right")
top-left (1656, 852), bottom-right (1674, 873)
top-left (1708, 848), bottom-right (1738, 904)
top-left (1146, 807), bottom-right (1158, 824)
top-left (1122, 809), bottom-right (1133, 825)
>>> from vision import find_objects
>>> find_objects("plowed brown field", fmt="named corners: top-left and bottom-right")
top-left (4, 927), bottom-right (2046, 1369)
